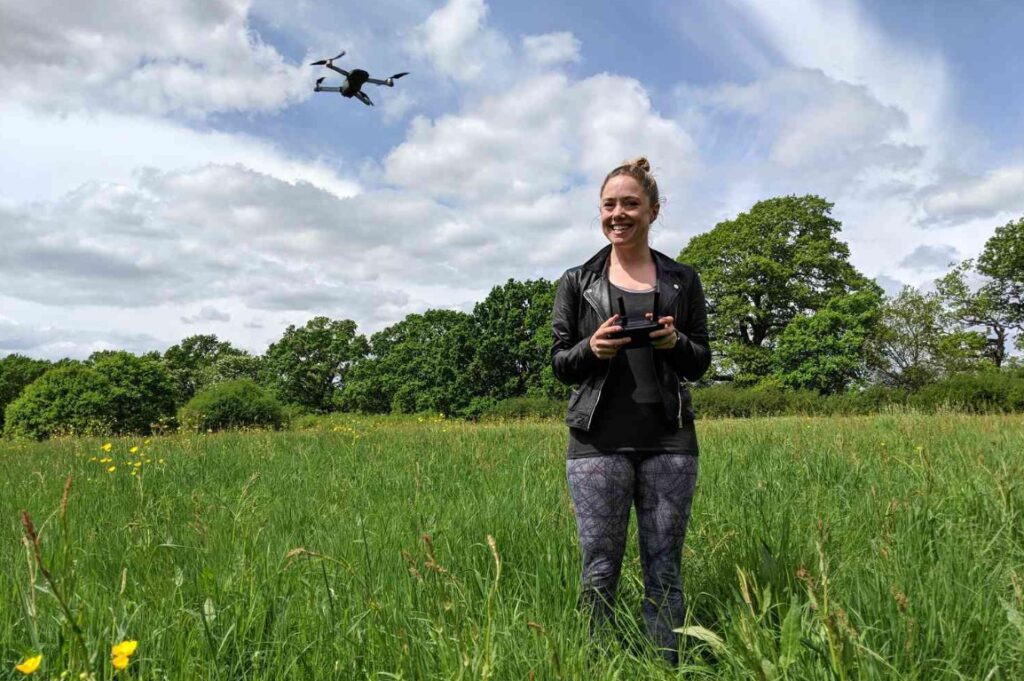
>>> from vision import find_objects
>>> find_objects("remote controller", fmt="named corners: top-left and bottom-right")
top-left (609, 290), bottom-right (662, 347)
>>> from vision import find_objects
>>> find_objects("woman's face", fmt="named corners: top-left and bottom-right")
top-left (600, 175), bottom-right (658, 248)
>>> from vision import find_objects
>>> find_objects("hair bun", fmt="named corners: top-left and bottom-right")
top-left (620, 156), bottom-right (651, 174)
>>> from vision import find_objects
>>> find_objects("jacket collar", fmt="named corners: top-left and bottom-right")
top-left (581, 244), bottom-right (688, 275)
top-left (581, 244), bottom-right (686, 320)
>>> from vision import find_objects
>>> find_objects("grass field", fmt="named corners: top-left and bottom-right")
top-left (2, 412), bottom-right (1023, 679)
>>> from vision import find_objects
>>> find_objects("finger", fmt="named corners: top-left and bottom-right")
top-left (658, 316), bottom-right (674, 326)
top-left (649, 328), bottom-right (674, 338)
top-left (599, 314), bottom-right (621, 328)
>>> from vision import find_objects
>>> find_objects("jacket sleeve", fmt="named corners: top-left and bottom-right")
top-left (551, 270), bottom-right (602, 385)
top-left (665, 270), bottom-right (712, 382)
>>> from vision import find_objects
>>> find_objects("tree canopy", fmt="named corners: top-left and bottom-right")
top-left (263, 317), bottom-right (369, 412)
top-left (678, 195), bottom-right (875, 384)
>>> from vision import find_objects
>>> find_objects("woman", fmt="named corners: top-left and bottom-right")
top-left (551, 157), bottom-right (711, 664)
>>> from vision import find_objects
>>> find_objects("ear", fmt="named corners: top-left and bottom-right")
top-left (650, 203), bottom-right (660, 224)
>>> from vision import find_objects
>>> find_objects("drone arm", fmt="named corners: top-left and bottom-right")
top-left (325, 64), bottom-right (350, 77)
top-left (366, 72), bottom-right (409, 87)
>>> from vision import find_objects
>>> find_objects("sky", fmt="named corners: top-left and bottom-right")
top-left (2, 0), bottom-right (1024, 360)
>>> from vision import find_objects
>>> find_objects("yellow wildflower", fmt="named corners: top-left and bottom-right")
top-left (14, 654), bottom-right (42, 674)
top-left (89, 456), bottom-right (98, 462)
top-left (129, 446), bottom-right (139, 454)
top-left (102, 443), bottom-right (112, 452)
top-left (158, 459), bottom-right (165, 464)
top-left (111, 640), bottom-right (137, 658)
top-left (133, 461), bottom-right (142, 467)
top-left (107, 466), bottom-right (116, 473)
top-left (111, 655), bottom-right (129, 671)
top-left (143, 439), bottom-right (151, 445)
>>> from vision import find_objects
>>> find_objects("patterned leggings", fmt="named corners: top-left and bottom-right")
top-left (566, 453), bottom-right (699, 663)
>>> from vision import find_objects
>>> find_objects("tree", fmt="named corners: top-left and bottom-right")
top-left (263, 317), bottom-right (369, 412)
top-left (0, 354), bottom-right (51, 431)
top-left (866, 286), bottom-right (985, 390)
top-left (774, 287), bottom-right (883, 394)
top-left (935, 261), bottom-right (1016, 368)
top-left (162, 335), bottom-right (248, 404)
top-left (87, 351), bottom-right (177, 434)
top-left (468, 278), bottom-right (566, 401)
top-left (678, 195), bottom-right (876, 385)
top-left (342, 310), bottom-right (475, 415)
top-left (4, 364), bottom-right (115, 440)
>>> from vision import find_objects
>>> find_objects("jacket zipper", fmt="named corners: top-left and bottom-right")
top-left (583, 286), bottom-right (612, 432)
top-left (677, 382), bottom-right (683, 427)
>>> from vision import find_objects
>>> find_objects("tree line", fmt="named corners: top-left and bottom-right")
top-left (2, 195), bottom-right (1022, 438)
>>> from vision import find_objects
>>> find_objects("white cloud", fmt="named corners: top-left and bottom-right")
top-left (182, 306), bottom-right (232, 324)
top-left (921, 166), bottom-right (1024, 223)
top-left (0, 0), bottom-right (309, 117)
top-left (898, 244), bottom-right (960, 272)
top-left (0, 104), bottom-right (361, 203)
top-left (522, 32), bottom-right (581, 66)
top-left (407, 0), bottom-right (511, 83)
top-left (722, 0), bottom-right (950, 151)
top-left (386, 73), bottom-right (696, 203)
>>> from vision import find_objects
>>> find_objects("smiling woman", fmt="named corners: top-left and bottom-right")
top-left (550, 156), bottom-right (711, 665)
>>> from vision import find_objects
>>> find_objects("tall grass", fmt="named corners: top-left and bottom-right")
top-left (1, 413), bottom-right (1022, 679)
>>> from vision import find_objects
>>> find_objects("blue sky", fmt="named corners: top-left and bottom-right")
top-left (1, 0), bottom-right (1023, 359)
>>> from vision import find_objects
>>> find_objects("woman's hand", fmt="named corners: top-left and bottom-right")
top-left (647, 313), bottom-right (678, 350)
top-left (590, 315), bottom-right (632, 360)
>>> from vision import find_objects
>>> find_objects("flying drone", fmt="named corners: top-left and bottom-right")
top-left (311, 51), bottom-right (409, 106)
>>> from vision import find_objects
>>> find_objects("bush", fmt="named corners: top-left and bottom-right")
top-left (910, 371), bottom-right (1024, 413)
top-left (4, 364), bottom-right (115, 440)
top-left (88, 351), bottom-right (176, 434)
top-left (692, 384), bottom-right (821, 418)
top-left (477, 396), bottom-right (565, 420)
top-left (178, 379), bottom-right (284, 432)
top-left (0, 354), bottom-right (51, 431)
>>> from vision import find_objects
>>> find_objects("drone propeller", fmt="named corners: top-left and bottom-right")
top-left (315, 76), bottom-right (325, 86)
top-left (310, 50), bottom-right (346, 66)
top-left (384, 72), bottom-right (410, 86)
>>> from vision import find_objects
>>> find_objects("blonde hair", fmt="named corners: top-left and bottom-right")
top-left (600, 156), bottom-right (660, 207)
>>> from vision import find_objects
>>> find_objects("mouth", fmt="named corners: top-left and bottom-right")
top-left (609, 223), bottom-right (634, 234)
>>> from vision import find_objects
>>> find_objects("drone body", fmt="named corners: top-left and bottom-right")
top-left (311, 51), bottom-right (408, 106)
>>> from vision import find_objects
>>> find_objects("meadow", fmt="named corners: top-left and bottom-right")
top-left (2, 412), bottom-right (1023, 680)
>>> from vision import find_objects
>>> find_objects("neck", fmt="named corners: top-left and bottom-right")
top-left (610, 242), bottom-right (653, 268)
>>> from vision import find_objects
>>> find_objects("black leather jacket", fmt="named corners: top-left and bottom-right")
top-left (551, 245), bottom-right (711, 431)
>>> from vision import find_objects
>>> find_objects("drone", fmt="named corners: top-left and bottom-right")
top-left (311, 51), bottom-right (409, 106)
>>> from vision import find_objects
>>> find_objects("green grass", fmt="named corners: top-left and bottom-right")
top-left (2, 412), bottom-right (1023, 679)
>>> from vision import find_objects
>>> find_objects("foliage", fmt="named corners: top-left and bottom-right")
top-left (3, 364), bottom-right (115, 439)
top-left (0, 353), bottom-right (51, 431)
top-left (263, 317), bottom-right (369, 412)
top-left (909, 370), bottom-right (1024, 413)
top-left (87, 351), bottom-right (177, 434)
top-left (932, 217), bottom-right (1024, 367)
top-left (977, 216), bottom-right (1024, 328)
top-left (869, 285), bottom-right (986, 388)
top-left (468, 278), bottom-right (567, 401)
top-left (162, 335), bottom-right (250, 404)
top-left (177, 379), bottom-right (284, 432)
top-left (678, 195), bottom-right (876, 385)
top-left (774, 287), bottom-right (883, 394)
top-left (475, 396), bottom-right (566, 420)
top-left (342, 309), bottom-right (475, 415)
